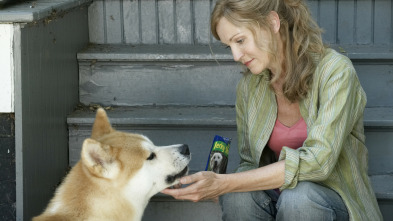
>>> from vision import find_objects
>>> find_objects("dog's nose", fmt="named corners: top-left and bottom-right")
top-left (180, 144), bottom-right (190, 156)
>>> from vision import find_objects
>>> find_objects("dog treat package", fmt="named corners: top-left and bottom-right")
top-left (205, 135), bottom-right (231, 174)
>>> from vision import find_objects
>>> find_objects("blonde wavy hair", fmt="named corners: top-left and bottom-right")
top-left (211, 0), bottom-right (325, 102)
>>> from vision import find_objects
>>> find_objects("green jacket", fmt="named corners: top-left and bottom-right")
top-left (235, 48), bottom-right (382, 220)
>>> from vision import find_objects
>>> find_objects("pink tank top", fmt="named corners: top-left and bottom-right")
top-left (268, 118), bottom-right (307, 158)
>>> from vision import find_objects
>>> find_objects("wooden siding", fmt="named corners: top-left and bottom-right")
top-left (88, 0), bottom-right (392, 46)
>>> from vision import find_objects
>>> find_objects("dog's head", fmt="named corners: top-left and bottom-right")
top-left (210, 152), bottom-right (223, 173)
top-left (80, 108), bottom-right (191, 199)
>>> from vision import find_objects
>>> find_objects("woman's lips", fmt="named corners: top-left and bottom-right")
top-left (244, 59), bottom-right (254, 67)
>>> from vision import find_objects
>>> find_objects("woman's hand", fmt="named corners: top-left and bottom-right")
top-left (161, 171), bottom-right (227, 202)
top-left (162, 161), bottom-right (285, 202)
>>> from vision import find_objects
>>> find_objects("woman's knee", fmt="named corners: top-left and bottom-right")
top-left (278, 182), bottom-right (315, 204)
top-left (277, 182), bottom-right (316, 212)
top-left (277, 182), bottom-right (348, 220)
top-left (220, 191), bottom-right (276, 221)
top-left (220, 192), bottom-right (255, 217)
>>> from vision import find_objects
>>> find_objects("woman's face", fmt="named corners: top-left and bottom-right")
top-left (216, 17), bottom-right (273, 75)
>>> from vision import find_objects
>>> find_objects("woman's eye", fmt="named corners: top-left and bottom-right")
top-left (237, 39), bottom-right (244, 44)
top-left (147, 152), bottom-right (156, 160)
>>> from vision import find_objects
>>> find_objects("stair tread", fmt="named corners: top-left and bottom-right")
top-left (68, 106), bottom-right (393, 201)
top-left (68, 106), bottom-right (236, 126)
top-left (330, 45), bottom-right (393, 60)
top-left (77, 44), bottom-right (233, 61)
top-left (68, 106), bottom-right (393, 127)
top-left (363, 107), bottom-right (393, 127)
top-left (77, 44), bottom-right (393, 61)
top-left (0, 0), bottom-right (92, 22)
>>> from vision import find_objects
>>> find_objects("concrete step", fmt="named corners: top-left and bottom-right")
top-left (77, 44), bottom-right (393, 107)
top-left (68, 105), bottom-right (393, 220)
top-left (143, 194), bottom-right (222, 221)
top-left (77, 44), bottom-right (241, 106)
top-left (143, 173), bottom-right (393, 221)
top-left (143, 174), bottom-right (393, 221)
top-left (67, 105), bottom-right (393, 176)
top-left (143, 174), bottom-right (390, 221)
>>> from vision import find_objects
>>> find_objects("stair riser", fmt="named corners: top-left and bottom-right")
top-left (143, 201), bottom-right (222, 221)
top-left (355, 62), bottom-right (393, 107)
top-left (79, 61), bottom-right (243, 106)
top-left (378, 200), bottom-right (393, 220)
top-left (68, 125), bottom-right (392, 175)
top-left (365, 129), bottom-right (393, 175)
top-left (69, 125), bottom-right (239, 173)
top-left (79, 60), bottom-right (393, 107)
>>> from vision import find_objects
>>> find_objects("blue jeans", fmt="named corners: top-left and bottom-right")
top-left (219, 182), bottom-right (349, 221)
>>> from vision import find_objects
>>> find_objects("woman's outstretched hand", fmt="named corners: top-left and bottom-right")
top-left (161, 171), bottom-right (228, 202)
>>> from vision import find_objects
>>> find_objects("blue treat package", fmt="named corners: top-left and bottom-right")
top-left (205, 135), bottom-right (231, 174)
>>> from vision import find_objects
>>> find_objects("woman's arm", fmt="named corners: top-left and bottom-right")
top-left (225, 160), bottom-right (285, 192)
top-left (161, 160), bottom-right (285, 202)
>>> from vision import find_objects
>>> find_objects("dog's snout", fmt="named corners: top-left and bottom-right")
top-left (180, 144), bottom-right (190, 156)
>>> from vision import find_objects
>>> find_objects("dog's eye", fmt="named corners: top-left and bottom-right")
top-left (147, 152), bottom-right (156, 160)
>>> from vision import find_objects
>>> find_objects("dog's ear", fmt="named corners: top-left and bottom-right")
top-left (81, 138), bottom-right (119, 179)
top-left (91, 108), bottom-right (113, 139)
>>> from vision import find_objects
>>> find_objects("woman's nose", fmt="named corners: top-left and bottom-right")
top-left (231, 47), bottom-right (243, 61)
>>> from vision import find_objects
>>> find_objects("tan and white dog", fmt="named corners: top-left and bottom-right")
top-left (33, 108), bottom-right (191, 221)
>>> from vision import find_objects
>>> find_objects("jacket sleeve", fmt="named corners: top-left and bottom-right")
top-left (279, 55), bottom-right (367, 190)
top-left (235, 75), bottom-right (258, 173)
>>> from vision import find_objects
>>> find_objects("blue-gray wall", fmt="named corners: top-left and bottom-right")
top-left (13, 6), bottom-right (90, 221)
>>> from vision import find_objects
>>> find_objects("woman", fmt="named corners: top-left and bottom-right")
top-left (162, 0), bottom-right (382, 220)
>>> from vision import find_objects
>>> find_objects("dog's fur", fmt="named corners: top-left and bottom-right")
top-left (33, 108), bottom-right (190, 221)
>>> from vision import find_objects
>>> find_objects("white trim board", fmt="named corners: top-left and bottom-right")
top-left (0, 23), bottom-right (14, 113)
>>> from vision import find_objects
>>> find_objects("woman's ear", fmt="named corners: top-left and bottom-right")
top-left (269, 11), bottom-right (280, 33)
